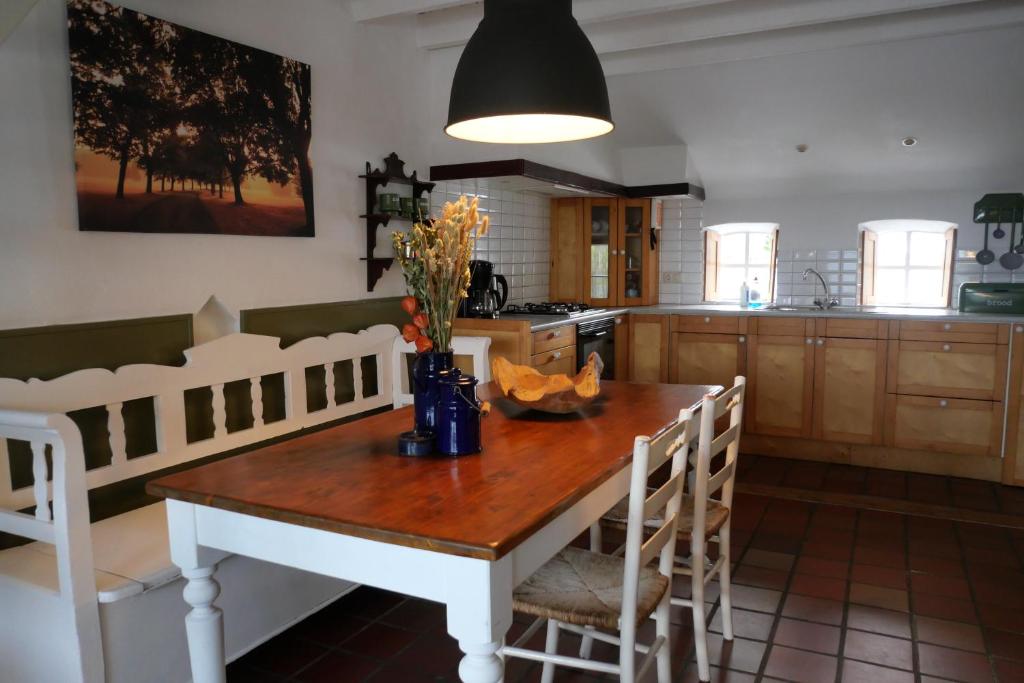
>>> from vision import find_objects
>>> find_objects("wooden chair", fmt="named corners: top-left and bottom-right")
top-left (588, 377), bottom-right (746, 683)
top-left (501, 407), bottom-right (697, 683)
top-left (390, 336), bottom-right (491, 408)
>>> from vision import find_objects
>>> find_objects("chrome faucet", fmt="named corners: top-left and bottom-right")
top-left (802, 268), bottom-right (839, 310)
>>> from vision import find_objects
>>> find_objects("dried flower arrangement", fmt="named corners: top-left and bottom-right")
top-left (391, 196), bottom-right (489, 354)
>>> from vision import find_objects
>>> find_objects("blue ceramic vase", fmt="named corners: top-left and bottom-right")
top-left (436, 369), bottom-right (484, 456)
top-left (412, 351), bottom-right (454, 435)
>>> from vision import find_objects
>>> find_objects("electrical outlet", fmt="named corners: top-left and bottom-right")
top-left (662, 272), bottom-right (684, 284)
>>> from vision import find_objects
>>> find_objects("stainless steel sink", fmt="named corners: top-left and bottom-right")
top-left (762, 305), bottom-right (823, 312)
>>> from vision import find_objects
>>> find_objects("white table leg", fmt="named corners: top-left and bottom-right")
top-left (445, 556), bottom-right (513, 683)
top-left (166, 500), bottom-right (229, 683)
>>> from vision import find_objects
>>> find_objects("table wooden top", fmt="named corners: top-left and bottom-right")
top-left (147, 381), bottom-right (717, 560)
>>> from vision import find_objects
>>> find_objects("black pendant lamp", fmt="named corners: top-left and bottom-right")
top-left (445, 0), bottom-right (614, 144)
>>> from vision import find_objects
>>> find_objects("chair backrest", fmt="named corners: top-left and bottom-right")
top-left (0, 325), bottom-right (399, 511)
top-left (690, 376), bottom-right (746, 551)
top-left (391, 336), bottom-right (492, 408)
top-left (618, 406), bottom-right (698, 631)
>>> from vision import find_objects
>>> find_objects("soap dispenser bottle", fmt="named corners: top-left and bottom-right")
top-left (739, 281), bottom-right (750, 308)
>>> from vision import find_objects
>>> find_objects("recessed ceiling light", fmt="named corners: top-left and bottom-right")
top-left (795, 144), bottom-right (808, 153)
top-left (901, 137), bottom-right (918, 147)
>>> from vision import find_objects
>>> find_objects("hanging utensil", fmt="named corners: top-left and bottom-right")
top-left (1000, 219), bottom-right (1023, 269)
top-left (1015, 208), bottom-right (1024, 254)
top-left (977, 223), bottom-right (995, 264)
top-left (993, 221), bottom-right (1005, 239)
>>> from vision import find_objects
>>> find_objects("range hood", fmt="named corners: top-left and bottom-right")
top-left (429, 159), bottom-right (705, 200)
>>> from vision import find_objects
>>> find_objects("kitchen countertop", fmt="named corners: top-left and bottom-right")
top-left (487, 304), bottom-right (1024, 331)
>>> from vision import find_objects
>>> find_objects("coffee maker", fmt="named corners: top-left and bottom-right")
top-left (460, 260), bottom-right (508, 318)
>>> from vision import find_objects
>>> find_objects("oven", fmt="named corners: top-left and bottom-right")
top-left (576, 316), bottom-right (617, 379)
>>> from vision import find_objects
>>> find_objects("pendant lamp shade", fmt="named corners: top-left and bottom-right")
top-left (445, 0), bottom-right (614, 144)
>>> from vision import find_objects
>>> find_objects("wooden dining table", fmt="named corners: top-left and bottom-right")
top-left (147, 380), bottom-right (718, 683)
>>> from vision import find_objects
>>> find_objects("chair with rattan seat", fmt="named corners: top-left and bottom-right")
top-left (584, 377), bottom-right (746, 683)
top-left (501, 407), bottom-right (698, 683)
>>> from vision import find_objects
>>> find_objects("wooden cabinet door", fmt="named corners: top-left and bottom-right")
top-left (670, 332), bottom-right (746, 389)
top-left (619, 199), bottom-right (651, 307)
top-left (886, 341), bottom-right (1007, 400)
top-left (747, 334), bottom-right (815, 437)
top-left (629, 315), bottom-right (669, 383)
top-left (549, 198), bottom-right (584, 302)
top-left (583, 198), bottom-right (618, 307)
top-left (885, 395), bottom-right (1002, 458)
top-left (1002, 323), bottom-right (1024, 485)
top-left (813, 337), bottom-right (886, 445)
top-left (531, 347), bottom-right (576, 376)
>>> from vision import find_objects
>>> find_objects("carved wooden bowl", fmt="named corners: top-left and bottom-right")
top-left (491, 352), bottom-right (604, 414)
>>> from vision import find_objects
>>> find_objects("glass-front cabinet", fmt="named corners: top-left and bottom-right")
top-left (582, 198), bottom-right (657, 306)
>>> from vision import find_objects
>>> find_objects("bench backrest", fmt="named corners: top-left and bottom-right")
top-left (0, 325), bottom-right (399, 510)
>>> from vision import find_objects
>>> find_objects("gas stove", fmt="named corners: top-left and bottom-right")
top-left (503, 302), bottom-right (605, 317)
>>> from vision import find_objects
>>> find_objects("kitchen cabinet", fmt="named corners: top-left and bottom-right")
top-left (746, 330), bottom-right (815, 438)
top-left (886, 341), bottom-right (1007, 401)
top-left (629, 314), bottom-right (669, 383)
top-left (669, 315), bottom-right (748, 388)
top-left (885, 395), bottom-right (1003, 458)
top-left (998, 324), bottom-right (1024, 485)
top-left (813, 337), bottom-right (886, 445)
top-left (549, 198), bottom-right (584, 303)
top-left (582, 198), bottom-right (659, 307)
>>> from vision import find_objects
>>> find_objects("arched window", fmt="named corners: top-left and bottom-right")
top-left (860, 220), bottom-right (957, 307)
top-left (703, 223), bottom-right (779, 302)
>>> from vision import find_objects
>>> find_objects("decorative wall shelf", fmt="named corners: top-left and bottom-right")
top-left (360, 153), bottom-right (435, 292)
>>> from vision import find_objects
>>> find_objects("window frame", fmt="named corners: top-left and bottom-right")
top-left (704, 225), bottom-right (779, 303)
top-left (859, 223), bottom-right (956, 308)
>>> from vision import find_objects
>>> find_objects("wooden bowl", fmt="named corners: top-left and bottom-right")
top-left (491, 352), bottom-right (604, 414)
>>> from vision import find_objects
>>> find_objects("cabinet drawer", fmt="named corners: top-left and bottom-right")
top-left (885, 395), bottom-right (1002, 457)
top-left (671, 315), bottom-right (740, 334)
top-left (532, 324), bottom-right (575, 354)
top-left (531, 348), bottom-right (576, 376)
top-left (821, 317), bottom-right (885, 339)
top-left (887, 341), bottom-right (1007, 400)
top-left (752, 316), bottom-right (812, 337)
top-left (897, 320), bottom-right (1003, 344)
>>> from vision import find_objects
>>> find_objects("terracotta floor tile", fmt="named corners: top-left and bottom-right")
top-left (913, 593), bottom-right (978, 624)
top-left (709, 607), bottom-right (775, 641)
top-left (851, 563), bottom-right (907, 590)
top-left (749, 533), bottom-right (802, 554)
top-left (911, 573), bottom-right (973, 601)
top-left (236, 635), bottom-right (330, 678)
top-left (977, 601), bottom-right (1024, 633)
top-left (795, 556), bottom-right (849, 580)
top-left (340, 623), bottom-right (420, 660)
top-left (854, 545), bottom-right (907, 569)
top-left (290, 610), bottom-right (371, 646)
top-left (733, 564), bottom-right (789, 591)
top-left (740, 548), bottom-right (795, 572)
top-left (763, 645), bottom-right (837, 683)
top-left (994, 658), bottom-right (1024, 683)
top-left (908, 554), bottom-right (965, 578)
top-left (972, 579), bottom-right (1024, 609)
top-left (388, 631), bottom-right (463, 679)
top-left (846, 604), bottom-right (911, 639)
top-left (226, 664), bottom-right (285, 683)
top-left (728, 584), bottom-right (782, 614)
top-left (849, 582), bottom-right (909, 612)
top-left (811, 505), bottom-right (858, 531)
top-left (781, 594), bottom-right (845, 626)
top-left (843, 630), bottom-right (914, 671)
top-left (841, 659), bottom-right (915, 683)
top-left (294, 651), bottom-right (380, 683)
top-left (690, 634), bottom-right (767, 674)
top-left (801, 540), bottom-right (853, 562)
top-left (773, 617), bottom-right (840, 654)
top-left (909, 539), bottom-right (962, 561)
top-left (804, 526), bottom-right (855, 546)
top-left (377, 598), bottom-right (447, 633)
top-left (914, 616), bottom-right (985, 652)
top-left (985, 627), bottom-right (1024, 662)
top-left (679, 663), bottom-right (756, 683)
top-left (918, 643), bottom-right (994, 683)
top-left (790, 573), bottom-right (847, 601)
top-left (334, 587), bottom-right (407, 619)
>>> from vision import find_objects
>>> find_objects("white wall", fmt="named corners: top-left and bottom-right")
top-left (0, 0), bottom-right (432, 330)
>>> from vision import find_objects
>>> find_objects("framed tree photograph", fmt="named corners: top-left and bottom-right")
top-left (68, 0), bottom-right (314, 236)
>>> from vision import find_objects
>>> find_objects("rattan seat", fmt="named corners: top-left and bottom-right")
top-left (512, 546), bottom-right (670, 630)
top-left (602, 493), bottom-right (730, 539)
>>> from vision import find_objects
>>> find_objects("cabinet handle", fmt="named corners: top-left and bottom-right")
top-left (943, 323), bottom-right (952, 331)
top-left (805, 338), bottom-right (813, 345)
top-left (703, 316), bottom-right (711, 323)
top-left (942, 344), bottom-right (951, 352)
top-left (615, 317), bottom-right (623, 325)
top-left (939, 399), bottom-right (948, 408)
top-left (1016, 326), bottom-right (1023, 333)
top-left (738, 336), bottom-right (746, 343)
top-left (551, 330), bottom-right (561, 338)
top-left (817, 339), bottom-right (825, 346)
top-left (553, 351), bottom-right (561, 359)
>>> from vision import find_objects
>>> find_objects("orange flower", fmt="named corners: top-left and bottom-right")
top-left (400, 296), bottom-right (418, 315)
top-left (413, 312), bottom-right (429, 330)
top-left (415, 335), bottom-right (434, 353)
top-left (401, 323), bottom-right (420, 343)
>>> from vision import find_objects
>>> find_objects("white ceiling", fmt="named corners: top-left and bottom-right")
top-left (355, 0), bottom-right (1024, 199)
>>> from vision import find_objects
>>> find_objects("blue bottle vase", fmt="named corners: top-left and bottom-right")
top-left (412, 351), bottom-right (454, 435)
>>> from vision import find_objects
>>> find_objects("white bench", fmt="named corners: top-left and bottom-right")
top-left (0, 325), bottom-right (489, 683)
